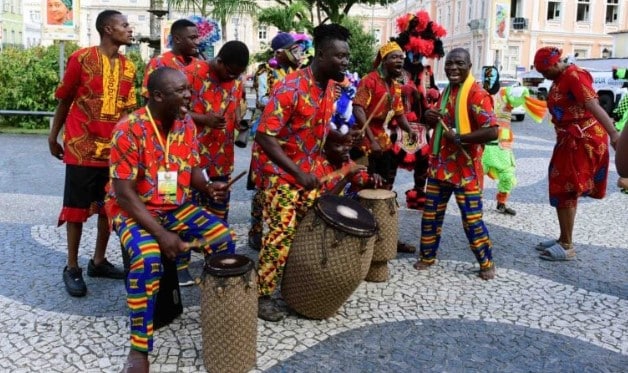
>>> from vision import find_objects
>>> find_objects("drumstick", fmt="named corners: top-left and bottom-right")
top-left (183, 238), bottom-right (210, 249)
top-left (438, 119), bottom-right (472, 160)
top-left (320, 163), bottom-right (352, 183)
top-left (359, 94), bottom-right (389, 135)
top-left (225, 170), bottom-right (247, 189)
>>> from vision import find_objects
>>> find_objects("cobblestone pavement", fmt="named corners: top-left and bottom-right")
top-left (1, 116), bottom-right (627, 372)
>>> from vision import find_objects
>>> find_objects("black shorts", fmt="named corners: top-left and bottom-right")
top-left (62, 165), bottom-right (109, 209)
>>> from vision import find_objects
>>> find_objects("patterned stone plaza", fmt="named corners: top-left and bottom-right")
top-left (0, 116), bottom-right (626, 372)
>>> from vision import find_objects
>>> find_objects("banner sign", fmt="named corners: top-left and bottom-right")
top-left (42, 0), bottom-right (80, 41)
top-left (489, 0), bottom-right (510, 50)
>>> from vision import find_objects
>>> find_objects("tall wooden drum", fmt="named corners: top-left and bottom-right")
top-left (281, 195), bottom-right (377, 319)
top-left (358, 189), bottom-right (398, 282)
top-left (199, 254), bottom-right (257, 373)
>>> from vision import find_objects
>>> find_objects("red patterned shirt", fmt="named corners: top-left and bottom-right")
top-left (192, 62), bottom-right (244, 177)
top-left (55, 46), bottom-right (137, 167)
top-left (316, 159), bottom-right (370, 195)
top-left (353, 70), bottom-right (404, 150)
top-left (141, 51), bottom-right (206, 106)
top-left (106, 107), bottom-right (199, 219)
top-left (428, 82), bottom-right (497, 190)
top-left (252, 67), bottom-right (336, 189)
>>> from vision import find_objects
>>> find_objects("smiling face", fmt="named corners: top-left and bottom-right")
top-left (47, 0), bottom-right (70, 25)
top-left (444, 49), bottom-right (471, 85)
top-left (154, 70), bottom-right (192, 121)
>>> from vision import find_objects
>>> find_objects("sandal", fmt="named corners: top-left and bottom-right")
top-left (539, 244), bottom-right (576, 261)
top-left (535, 239), bottom-right (559, 251)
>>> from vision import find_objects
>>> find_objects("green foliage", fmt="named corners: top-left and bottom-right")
top-left (341, 17), bottom-right (376, 78)
top-left (258, 1), bottom-right (313, 33)
top-left (0, 42), bottom-right (79, 129)
top-left (126, 50), bottom-right (147, 106)
top-left (299, 0), bottom-right (390, 23)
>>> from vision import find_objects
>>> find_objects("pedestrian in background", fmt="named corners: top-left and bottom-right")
top-left (533, 46), bottom-right (620, 261)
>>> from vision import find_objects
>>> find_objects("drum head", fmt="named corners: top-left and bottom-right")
top-left (314, 195), bottom-right (377, 238)
top-left (204, 254), bottom-right (254, 277)
top-left (357, 188), bottom-right (396, 200)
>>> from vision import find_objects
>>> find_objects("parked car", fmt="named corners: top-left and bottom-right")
top-left (500, 79), bottom-right (526, 122)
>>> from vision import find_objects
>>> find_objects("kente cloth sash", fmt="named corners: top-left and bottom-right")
top-left (432, 73), bottom-right (474, 155)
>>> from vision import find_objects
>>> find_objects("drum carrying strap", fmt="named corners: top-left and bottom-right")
top-left (310, 215), bottom-right (370, 266)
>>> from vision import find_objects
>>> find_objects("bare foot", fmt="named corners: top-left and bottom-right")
top-left (413, 260), bottom-right (435, 270)
top-left (479, 265), bottom-right (496, 280)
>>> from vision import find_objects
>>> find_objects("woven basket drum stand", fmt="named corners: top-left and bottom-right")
top-left (281, 195), bottom-right (377, 319)
top-left (357, 189), bottom-right (399, 282)
top-left (199, 254), bottom-right (257, 373)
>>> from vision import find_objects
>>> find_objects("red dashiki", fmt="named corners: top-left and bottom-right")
top-left (141, 51), bottom-right (205, 105)
top-left (252, 67), bottom-right (336, 189)
top-left (55, 46), bottom-right (137, 167)
top-left (192, 62), bottom-right (244, 177)
top-left (429, 82), bottom-right (496, 190)
top-left (106, 107), bottom-right (200, 219)
top-left (353, 70), bottom-right (404, 151)
top-left (546, 64), bottom-right (609, 207)
top-left (316, 159), bottom-right (370, 195)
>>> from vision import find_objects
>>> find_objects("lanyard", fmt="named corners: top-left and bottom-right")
top-left (146, 106), bottom-right (170, 169)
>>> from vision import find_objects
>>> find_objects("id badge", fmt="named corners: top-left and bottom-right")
top-left (157, 170), bottom-right (178, 201)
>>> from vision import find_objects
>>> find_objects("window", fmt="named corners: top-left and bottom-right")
top-left (574, 48), bottom-right (588, 59)
top-left (373, 28), bottom-right (382, 43)
top-left (505, 46), bottom-right (520, 73)
top-left (577, 0), bottom-right (590, 22)
top-left (547, 1), bottom-right (561, 20)
top-left (258, 25), bottom-right (267, 40)
top-left (456, 1), bottom-right (461, 24)
top-left (606, 0), bottom-right (619, 23)
top-left (138, 15), bottom-right (146, 21)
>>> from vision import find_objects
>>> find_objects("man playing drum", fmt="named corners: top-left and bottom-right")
top-left (252, 23), bottom-right (351, 322)
top-left (106, 67), bottom-right (236, 372)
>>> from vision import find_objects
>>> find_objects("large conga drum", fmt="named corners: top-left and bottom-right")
top-left (281, 194), bottom-right (377, 319)
top-left (358, 189), bottom-right (398, 282)
top-left (199, 254), bottom-right (257, 373)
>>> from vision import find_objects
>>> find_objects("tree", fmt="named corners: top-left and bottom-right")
top-left (340, 16), bottom-right (376, 77)
top-left (257, 0), bottom-right (313, 33)
top-left (273, 0), bottom-right (391, 24)
top-left (167, 0), bottom-right (259, 41)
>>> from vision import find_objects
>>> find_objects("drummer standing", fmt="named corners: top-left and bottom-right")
top-left (252, 23), bottom-right (351, 322)
top-left (352, 41), bottom-right (418, 254)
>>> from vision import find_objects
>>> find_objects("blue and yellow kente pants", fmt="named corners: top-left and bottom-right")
top-left (113, 202), bottom-right (235, 352)
top-left (419, 179), bottom-right (493, 270)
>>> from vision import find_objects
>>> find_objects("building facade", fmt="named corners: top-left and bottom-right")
top-left (0, 0), bottom-right (24, 49)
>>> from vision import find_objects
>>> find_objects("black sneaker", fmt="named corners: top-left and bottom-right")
top-left (258, 296), bottom-right (286, 322)
top-left (63, 266), bottom-right (87, 297)
top-left (177, 268), bottom-right (195, 287)
top-left (496, 203), bottom-right (517, 216)
top-left (87, 259), bottom-right (125, 279)
top-left (248, 232), bottom-right (262, 251)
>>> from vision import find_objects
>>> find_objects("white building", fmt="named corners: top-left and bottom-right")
top-left (23, 1), bottom-right (42, 47)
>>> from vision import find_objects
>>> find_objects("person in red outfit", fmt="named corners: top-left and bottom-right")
top-left (413, 48), bottom-right (498, 280)
top-left (252, 23), bottom-right (351, 322)
top-left (352, 41), bottom-right (418, 253)
top-left (140, 18), bottom-right (208, 286)
top-left (533, 47), bottom-right (620, 261)
top-left (48, 10), bottom-right (136, 297)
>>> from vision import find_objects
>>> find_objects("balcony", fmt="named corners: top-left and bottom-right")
top-left (468, 19), bottom-right (486, 31)
top-left (511, 17), bottom-right (528, 31)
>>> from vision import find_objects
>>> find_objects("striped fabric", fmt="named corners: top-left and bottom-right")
top-left (419, 179), bottom-right (493, 270)
top-left (113, 202), bottom-right (235, 352)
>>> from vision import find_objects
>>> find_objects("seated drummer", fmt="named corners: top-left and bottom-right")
top-left (319, 137), bottom-right (384, 196)
top-left (105, 67), bottom-right (236, 372)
